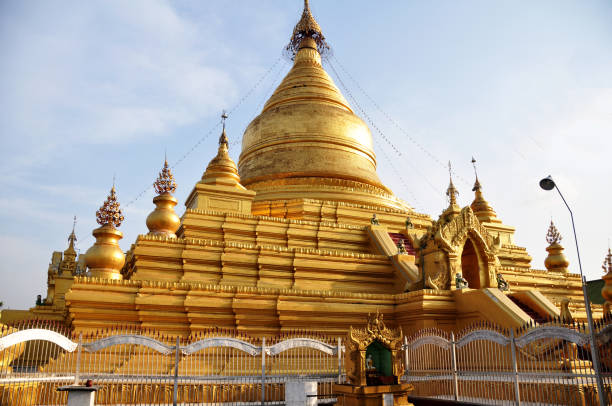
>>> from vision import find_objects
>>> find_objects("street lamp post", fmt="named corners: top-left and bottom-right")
top-left (539, 175), bottom-right (606, 406)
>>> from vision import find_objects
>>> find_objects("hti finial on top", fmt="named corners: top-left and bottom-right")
top-left (285, 0), bottom-right (330, 58)
top-left (96, 185), bottom-right (124, 228)
top-left (219, 111), bottom-right (229, 146)
top-left (446, 161), bottom-right (458, 206)
top-left (68, 215), bottom-right (77, 248)
top-left (154, 158), bottom-right (177, 195)
top-left (546, 220), bottom-right (562, 245)
top-left (471, 157), bottom-right (481, 191)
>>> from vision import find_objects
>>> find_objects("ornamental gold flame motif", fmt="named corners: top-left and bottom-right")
top-left (545, 220), bottom-right (562, 245)
top-left (154, 159), bottom-right (177, 195)
top-left (95, 186), bottom-right (124, 228)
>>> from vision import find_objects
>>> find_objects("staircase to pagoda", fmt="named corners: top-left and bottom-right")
top-left (388, 233), bottom-right (416, 255)
top-left (508, 295), bottom-right (549, 324)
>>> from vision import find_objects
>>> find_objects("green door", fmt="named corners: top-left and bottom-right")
top-left (365, 340), bottom-right (392, 377)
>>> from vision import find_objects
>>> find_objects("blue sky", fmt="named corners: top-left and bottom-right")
top-left (1, 1), bottom-right (611, 309)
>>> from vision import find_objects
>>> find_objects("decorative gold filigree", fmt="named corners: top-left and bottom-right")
top-left (603, 248), bottom-right (612, 275)
top-left (96, 186), bottom-right (124, 228)
top-left (154, 159), bottom-right (177, 195)
top-left (546, 221), bottom-right (562, 245)
top-left (285, 0), bottom-right (330, 58)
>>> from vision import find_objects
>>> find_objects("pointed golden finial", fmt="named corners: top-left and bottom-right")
top-left (59, 216), bottom-right (78, 275)
top-left (286, 0), bottom-right (330, 58)
top-left (602, 245), bottom-right (612, 312)
top-left (147, 157), bottom-right (180, 237)
top-left (201, 115), bottom-right (244, 189)
top-left (68, 215), bottom-right (77, 251)
top-left (96, 185), bottom-right (124, 228)
top-left (544, 220), bottom-right (568, 273)
top-left (471, 157), bottom-right (481, 192)
top-left (219, 111), bottom-right (229, 146)
top-left (446, 161), bottom-right (458, 206)
top-left (469, 157), bottom-right (498, 222)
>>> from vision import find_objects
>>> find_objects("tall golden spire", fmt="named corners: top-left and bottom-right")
top-left (470, 157), bottom-right (498, 223)
top-left (238, 1), bottom-right (408, 211)
top-left (66, 216), bottom-right (77, 255)
top-left (442, 161), bottom-right (459, 210)
top-left (147, 158), bottom-right (180, 237)
top-left (286, 0), bottom-right (330, 58)
top-left (544, 220), bottom-right (569, 273)
top-left (84, 185), bottom-right (125, 279)
top-left (59, 216), bottom-right (78, 275)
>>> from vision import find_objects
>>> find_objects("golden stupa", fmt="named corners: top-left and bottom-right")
top-left (2, 1), bottom-right (602, 335)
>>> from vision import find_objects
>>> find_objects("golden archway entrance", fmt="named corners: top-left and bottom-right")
top-left (461, 238), bottom-right (481, 288)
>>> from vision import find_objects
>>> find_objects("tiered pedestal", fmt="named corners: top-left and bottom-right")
top-left (333, 383), bottom-right (414, 406)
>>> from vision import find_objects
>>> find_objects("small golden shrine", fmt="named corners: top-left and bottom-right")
top-left (334, 312), bottom-right (413, 406)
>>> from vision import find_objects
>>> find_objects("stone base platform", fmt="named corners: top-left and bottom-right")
top-left (333, 383), bottom-right (414, 406)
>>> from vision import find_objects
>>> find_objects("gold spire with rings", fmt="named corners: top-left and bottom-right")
top-left (84, 183), bottom-right (125, 279)
top-left (59, 216), bottom-right (78, 275)
top-left (470, 157), bottom-right (498, 223)
top-left (285, 0), bottom-right (330, 58)
top-left (602, 246), bottom-right (612, 312)
top-left (202, 112), bottom-right (245, 189)
top-left (446, 161), bottom-right (458, 206)
top-left (239, 2), bottom-right (408, 211)
top-left (544, 220), bottom-right (569, 273)
top-left (147, 156), bottom-right (180, 237)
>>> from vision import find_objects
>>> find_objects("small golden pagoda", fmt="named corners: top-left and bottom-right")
top-left (2, 1), bottom-right (599, 337)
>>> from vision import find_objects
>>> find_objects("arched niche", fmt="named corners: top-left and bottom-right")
top-left (460, 237), bottom-right (488, 289)
top-left (365, 340), bottom-right (392, 377)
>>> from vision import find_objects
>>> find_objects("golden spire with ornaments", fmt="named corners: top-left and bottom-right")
top-left (146, 157), bottom-right (180, 237)
top-left (544, 220), bottom-right (569, 273)
top-left (83, 183), bottom-right (125, 279)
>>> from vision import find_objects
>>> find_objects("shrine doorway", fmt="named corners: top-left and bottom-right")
top-left (461, 238), bottom-right (482, 289)
top-left (365, 340), bottom-right (392, 377)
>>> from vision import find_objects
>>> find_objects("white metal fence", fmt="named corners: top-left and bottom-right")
top-left (404, 318), bottom-right (612, 406)
top-left (0, 322), bottom-right (343, 405)
top-left (1, 316), bottom-right (612, 406)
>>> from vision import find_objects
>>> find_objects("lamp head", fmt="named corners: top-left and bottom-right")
top-left (539, 176), bottom-right (556, 191)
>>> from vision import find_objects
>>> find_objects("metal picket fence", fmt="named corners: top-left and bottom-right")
top-left (0, 321), bottom-right (343, 405)
top-left (404, 316), bottom-right (612, 406)
top-left (2, 315), bottom-right (612, 406)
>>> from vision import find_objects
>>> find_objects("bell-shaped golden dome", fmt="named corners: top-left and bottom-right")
top-left (146, 159), bottom-right (180, 237)
top-left (238, 3), bottom-right (408, 211)
top-left (470, 178), bottom-right (499, 223)
top-left (544, 221), bottom-right (569, 273)
top-left (203, 129), bottom-right (245, 189)
top-left (84, 186), bottom-right (125, 279)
